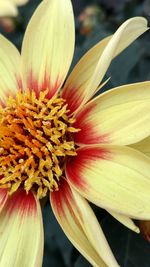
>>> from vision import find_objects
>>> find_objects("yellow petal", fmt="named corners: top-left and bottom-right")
top-left (62, 17), bottom-right (148, 113)
top-left (107, 210), bottom-right (140, 233)
top-left (21, 0), bottom-right (75, 98)
top-left (74, 82), bottom-right (150, 146)
top-left (0, 34), bottom-right (22, 104)
top-left (62, 36), bottom-right (111, 113)
top-left (130, 136), bottom-right (150, 157)
top-left (66, 145), bottom-right (150, 219)
top-left (12, 0), bottom-right (29, 6)
top-left (0, 190), bottom-right (44, 267)
top-left (50, 179), bottom-right (109, 267)
top-left (72, 188), bottom-right (120, 267)
top-left (0, 1), bottom-right (18, 17)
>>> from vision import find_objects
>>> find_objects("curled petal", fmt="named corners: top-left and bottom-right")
top-left (62, 17), bottom-right (148, 113)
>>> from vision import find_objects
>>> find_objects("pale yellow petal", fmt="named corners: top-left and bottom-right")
top-left (12, 0), bottom-right (29, 6)
top-left (50, 179), bottom-right (109, 267)
top-left (71, 188), bottom-right (120, 267)
top-left (0, 190), bottom-right (44, 267)
top-left (21, 0), bottom-right (75, 98)
top-left (62, 36), bottom-right (111, 113)
top-left (74, 82), bottom-right (150, 146)
top-left (130, 136), bottom-right (150, 157)
top-left (83, 17), bottom-right (148, 105)
top-left (108, 210), bottom-right (140, 233)
top-left (0, 34), bottom-right (22, 104)
top-left (66, 145), bottom-right (150, 219)
top-left (62, 17), bottom-right (148, 113)
top-left (0, 1), bottom-right (18, 17)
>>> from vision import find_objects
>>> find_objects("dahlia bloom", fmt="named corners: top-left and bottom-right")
top-left (0, 0), bottom-right (150, 266)
top-left (0, 0), bottom-right (28, 17)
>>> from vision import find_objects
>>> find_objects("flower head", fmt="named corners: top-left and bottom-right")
top-left (0, 0), bottom-right (29, 17)
top-left (0, 0), bottom-right (150, 266)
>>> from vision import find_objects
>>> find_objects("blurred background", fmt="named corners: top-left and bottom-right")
top-left (0, 0), bottom-right (150, 266)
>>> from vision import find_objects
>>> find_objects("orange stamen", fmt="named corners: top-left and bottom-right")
top-left (0, 90), bottom-right (80, 199)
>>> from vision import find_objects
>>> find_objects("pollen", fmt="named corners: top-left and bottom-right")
top-left (0, 90), bottom-right (79, 199)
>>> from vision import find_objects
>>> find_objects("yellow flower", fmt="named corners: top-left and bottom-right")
top-left (0, 0), bottom-right (29, 17)
top-left (0, 0), bottom-right (149, 266)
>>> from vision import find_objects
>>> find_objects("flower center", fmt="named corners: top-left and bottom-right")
top-left (0, 90), bottom-right (79, 199)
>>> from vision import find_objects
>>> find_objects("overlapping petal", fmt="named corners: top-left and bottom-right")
top-left (130, 136), bottom-right (150, 157)
top-left (62, 17), bottom-right (148, 113)
top-left (74, 82), bottom-right (150, 145)
top-left (66, 145), bottom-right (150, 219)
top-left (51, 179), bottom-right (119, 267)
top-left (21, 0), bottom-right (75, 98)
top-left (0, 190), bottom-right (43, 267)
top-left (0, 35), bottom-right (22, 105)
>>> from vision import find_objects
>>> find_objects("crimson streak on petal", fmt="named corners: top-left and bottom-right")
top-left (27, 70), bottom-right (61, 98)
top-left (6, 190), bottom-right (37, 217)
top-left (74, 103), bottom-right (110, 145)
top-left (66, 146), bottom-right (111, 189)
top-left (51, 179), bottom-right (81, 225)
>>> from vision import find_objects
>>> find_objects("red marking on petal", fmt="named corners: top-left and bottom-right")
top-left (51, 179), bottom-right (82, 228)
top-left (43, 76), bottom-right (61, 99)
top-left (6, 190), bottom-right (37, 217)
top-left (66, 146), bottom-right (111, 188)
top-left (27, 71), bottom-right (61, 99)
top-left (51, 179), bottom-right (72, 215)
top-left (74, 103), bottom-right (110, 144)
top-left (0, 188), bottom-right (8, 208)
top-left (16, 77), bottom-right (23, 91)
top-left (27, 71), bottom-right (39, 95)
top-left (62, 86), bottom-right (84, 114)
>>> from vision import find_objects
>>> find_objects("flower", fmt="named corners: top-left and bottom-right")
top-left (0, 0), bottom-right (29, 17)
top-left (0, 0), bottom-right (150, 266)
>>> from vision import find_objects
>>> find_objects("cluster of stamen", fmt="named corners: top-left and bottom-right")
top-left (0, 90), bottom-right (79, 199)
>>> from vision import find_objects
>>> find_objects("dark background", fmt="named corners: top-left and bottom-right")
top-left (1, 0), bottom-right (150, 266)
